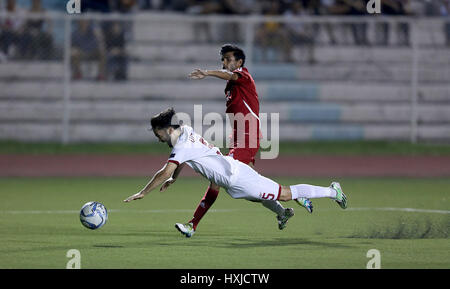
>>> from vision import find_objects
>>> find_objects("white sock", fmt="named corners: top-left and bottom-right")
top-left (261, 200), bottom-right (286, 216)
top-left (290, 184), bottom-right (336, 200)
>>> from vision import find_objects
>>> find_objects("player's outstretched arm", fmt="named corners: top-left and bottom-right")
top-left (188, 68), bottom-right (238, 81)
top-left (124, 162), bottom-right (178, 202)
top-left (160, 163), bottom-right (185, 192)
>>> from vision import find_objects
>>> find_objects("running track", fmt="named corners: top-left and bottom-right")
top-left (1, 155), bottom-right (450, 177)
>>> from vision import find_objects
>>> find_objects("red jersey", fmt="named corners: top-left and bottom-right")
top-left (224, 67), bottom-right (261, 150)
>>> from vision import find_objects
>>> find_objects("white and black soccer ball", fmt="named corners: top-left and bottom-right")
top-left (79, 201), bottom-right (108, 230)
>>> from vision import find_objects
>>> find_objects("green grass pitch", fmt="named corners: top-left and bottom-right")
top-left (0, 177), bottom-right (448, 269)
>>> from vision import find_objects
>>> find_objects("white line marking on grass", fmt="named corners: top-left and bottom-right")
top-left (347, 207), bottom-right (450, 214)
top-left (0, 207), bottom-right (448, 215)
top-left (0, 209), bottom-right (239, 214)
top-left (0, 210), bottom-right (80, 214)
top-left (109, 209), bottom-right (240, 214)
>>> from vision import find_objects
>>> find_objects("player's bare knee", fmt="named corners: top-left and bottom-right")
top-left (209, 182), bottom-right (220, 191)
top-left (278, 186), bottom-right (292, 202)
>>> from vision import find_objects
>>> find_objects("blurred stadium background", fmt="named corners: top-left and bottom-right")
top-left (0, 0), bottom-right (449, 144)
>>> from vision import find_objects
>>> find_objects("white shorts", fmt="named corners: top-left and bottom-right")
top-left (225, 162), bottom-right (281, 201)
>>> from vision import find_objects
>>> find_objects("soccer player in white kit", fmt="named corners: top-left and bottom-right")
top-left (124, 108), bottom-right (348, 237)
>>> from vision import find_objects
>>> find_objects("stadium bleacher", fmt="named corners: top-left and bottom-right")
top-left (0, 1), bottom-right (449, 142)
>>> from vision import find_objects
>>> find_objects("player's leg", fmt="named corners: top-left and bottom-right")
top-left (231, 147), bottom-right (306, 227)
top-left (175, 182), bottom-right (220, 237)
top-left (226, 162), bottom-right (299, 230)
top-left (230, 162), bottom-right (346, 209)
top-left (260, 200), bottom-right (295, 230)
top-left (236, 149), bottom-right (288, 214)
top-left (278, 182), bottom-right (347, 209)
top-left (189, 182), bottom-right (220, 230)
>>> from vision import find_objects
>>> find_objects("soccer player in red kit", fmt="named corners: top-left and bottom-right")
top-left (191, 44), bottom-right (260, 164)
top-left (178, 44), bottom-right (312, 237)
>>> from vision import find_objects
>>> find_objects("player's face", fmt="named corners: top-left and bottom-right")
top-left (153, 128), bottom-right (171, 146)
top-left (222, 51), bottom-right (242, 71)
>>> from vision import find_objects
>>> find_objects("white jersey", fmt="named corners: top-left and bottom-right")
top-left (167, 126), bottom-right (239, 188)
top-left (167, 126), bottom-right (281, 201)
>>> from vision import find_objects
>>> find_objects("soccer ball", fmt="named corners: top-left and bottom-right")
top-left (79, 201), bottom-right (108, 230)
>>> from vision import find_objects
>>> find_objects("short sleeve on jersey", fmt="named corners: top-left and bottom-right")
top-left (232, 68), bottom-right (249, 84)
top-left (167, 147), bottom-right (188, 166)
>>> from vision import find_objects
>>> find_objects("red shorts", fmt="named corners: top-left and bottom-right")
top-left (227, 147), bottom-right (259, 166)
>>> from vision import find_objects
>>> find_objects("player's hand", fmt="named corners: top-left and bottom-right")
top-left (160, 178), bottom-right (176, 192)
top-left (123, 191), bottom-right (145, 202)
top-left (188, 69), bottom-right (207, 80)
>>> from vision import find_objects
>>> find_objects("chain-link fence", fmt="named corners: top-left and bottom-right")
top-left (0, 11), bottom-right (449, 143)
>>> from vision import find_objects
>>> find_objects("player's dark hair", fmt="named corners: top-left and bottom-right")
top-left (220, 44), bottom-right (245, 67)
top-left (150, 107), bottom-right (180, 130)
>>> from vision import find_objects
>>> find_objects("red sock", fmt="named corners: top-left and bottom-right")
top-left (189, 186), bottom-right (219, 230)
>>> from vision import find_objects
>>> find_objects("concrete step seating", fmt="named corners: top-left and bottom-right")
top-left (1, 121), bottom-right (448, 142)
top-left (1, 80), bottom-right (449, 103)
top-left (1, 14), bottom-right (449, 141)
top-left (131, 15), bottom-right (448, 46)
top-left (1, 101), bottom-right (449, 124)
top-left (128, 44), bottom-right (450, 64)
top-left (1, 56), bottom-right (449, 83)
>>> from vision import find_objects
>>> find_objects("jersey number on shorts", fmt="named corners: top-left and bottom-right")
top-left (261, 193), bottom-right (276, 200)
